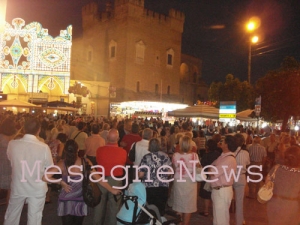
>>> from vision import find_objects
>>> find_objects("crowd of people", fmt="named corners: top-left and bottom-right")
top-left (0, 111), bottom-right (299, 225)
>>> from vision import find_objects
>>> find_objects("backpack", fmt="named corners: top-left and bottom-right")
top-left (81, 158), bottom-right (102, 207)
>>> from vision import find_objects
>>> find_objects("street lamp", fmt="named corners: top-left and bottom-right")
top-left (246, 18), bottom-right (260, 84)
top-left (248, 35), bottom-right (259, 84)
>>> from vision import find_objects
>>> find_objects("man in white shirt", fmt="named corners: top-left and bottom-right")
top-left (4, 117), bottom-right (53, 225)
top-left (134, 128), bottom-right (153, 167)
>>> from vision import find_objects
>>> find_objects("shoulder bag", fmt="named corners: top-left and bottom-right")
top-left (128, 142), bottom-right (137, 162)
top-left (81, 158), bottom-right (102, 207)
top-left (257, 164), bottom-right (280, 204)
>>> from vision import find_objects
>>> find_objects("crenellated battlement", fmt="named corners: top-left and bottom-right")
top-left (169, 8), bottom-right (185, 21)
top-left (82, 0), bottom-right (184, 33)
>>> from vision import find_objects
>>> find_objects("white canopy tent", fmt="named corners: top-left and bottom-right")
top-left (236, 109), bottom-right (257, 122)
top-left (0, 99), bottom-right (41, 108)
top-left (167, 105), bottom-right (220, 119)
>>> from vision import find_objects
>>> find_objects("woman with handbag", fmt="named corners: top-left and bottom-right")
top-left (42, 139), bottom-right (121, 225)
top-left (266, 145), bottom-right (300, 225)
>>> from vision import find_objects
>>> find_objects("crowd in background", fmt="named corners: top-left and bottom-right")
top-left (0, 110), bottom-right (300, 225)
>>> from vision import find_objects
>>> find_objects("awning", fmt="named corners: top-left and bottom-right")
top-left (0, 99), bottom-right (41, 108)
top-left (167, 105), bottom-right (219, 119)
top-left (236, 109), bottom-right (257, 121)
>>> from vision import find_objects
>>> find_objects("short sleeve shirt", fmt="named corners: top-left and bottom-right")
top-left (139, 151), bottom-right (172, 188)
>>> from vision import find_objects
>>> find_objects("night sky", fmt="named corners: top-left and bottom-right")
top-left (5, 0), bottom-right (300, 84)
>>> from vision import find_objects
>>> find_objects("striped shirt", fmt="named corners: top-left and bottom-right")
top-left (234, 147), bottom-right (250, 174)
top-left (248, 143), bottom-right (267, 163)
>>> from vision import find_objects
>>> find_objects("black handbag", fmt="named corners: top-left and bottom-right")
top-left (81, 158), bottom-right (102, 207)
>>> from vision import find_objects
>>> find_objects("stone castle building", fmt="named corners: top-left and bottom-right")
top-left (71, 0), bottom-right (207, 115)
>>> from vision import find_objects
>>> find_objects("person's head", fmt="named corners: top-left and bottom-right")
top-left (50, 127), bottom-right (59, 140)
top-left (270, 133), bottom-right (276, 142)
top-left (77, 121), bottom-right (86, 131)
top-left (206, 139), bottom-right (217, 152)
top-left (182, 122), bottom-right (189, 131)
top-left (107, 129), bottom-right (119, 143)
top-left (212, 133), bottom-right (222, 143)
top-left (176, 133), bottom-right (183, 144)
top-left (160, 129), bottom-right (166, 137)
top-left (185, 132), bottom-right (192, 139)
top-left (235, 133), bottom-right (245, 148)
top-left (91, 123), bottom-right (100, 134)
top-left (124, 119), bottom-right (132, 132)
top-left (131, 123), bottom-right (139, 134)
top-left (180, 135), bottom-right (192, 153)
top-left (284, 146), bottom-right (300, 168)
top-left (148, 138), bottom-right (161, 153)
top-left (103, 123), bottom-right (110, 131)
top-left (64, 139), bottom-right (79, 167)
top-left (142, 128), bottom-right (153, 140)
top-left (192, 130), bottom-right (198, 138)
top-left (253, 136), bottom-right (261, 144)
top-left (57, 133), bottom-right (67, 143)
top-left (0, 117), bottom-right (17, 136)
top-left (199, 130), bottom-right (205, 137)
top-left (24, 117), bottom-right (41, 135)
top-left (222, 135), bottom-right (236, 152)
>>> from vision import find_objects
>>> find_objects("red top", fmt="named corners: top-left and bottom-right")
top-left (121, 133), bottom-right (142, 165)
top-left (96, 143), bottom-right (127, 177)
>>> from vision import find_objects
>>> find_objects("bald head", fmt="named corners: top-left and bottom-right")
top-left (107, 129), bottom-right (119, 143)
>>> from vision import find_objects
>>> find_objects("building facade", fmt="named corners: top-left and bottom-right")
top-left (72, 0), bottom-right (185, 105)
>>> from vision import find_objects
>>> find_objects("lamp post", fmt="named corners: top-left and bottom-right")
top-left (248, 35), bottom-right (259, 84)
top-left (246, 18), bottom-right (260, 84)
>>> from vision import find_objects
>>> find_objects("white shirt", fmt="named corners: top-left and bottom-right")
top-left (134, 139), bottom-right (150, 166)
top-left (7, 134), bottom-right (53, 197)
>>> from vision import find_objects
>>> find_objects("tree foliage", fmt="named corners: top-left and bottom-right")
top-left (255, 56), bottom-right (300, 130)
top-left (208, 74), bottom-right (255, 112)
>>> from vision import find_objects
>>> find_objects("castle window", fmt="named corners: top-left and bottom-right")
top-left (109, 40), bottom-right (117, 60)
top-left (167, 85), bottom-right (170, 95)
top-left (155, 84), bottom-right (158, 95)
top-left (166, 48), bottom-right (174, 67)
top-left (135, 40), bottom-right (145, 63)
top-left (137, 81), bottom-right (140, 92)
top-left (155, 51), bottom-right (160, 66)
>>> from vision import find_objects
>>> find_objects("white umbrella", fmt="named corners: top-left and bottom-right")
top-left (0, 99), bottom-right (41, 108)
top-left (167, 105), bottom-right (219, 119)
top-left (236, 109), bottom-right (257, 121)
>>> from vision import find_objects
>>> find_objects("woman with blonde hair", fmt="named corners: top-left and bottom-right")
top-left (172, 135), bottom-right (200, 225)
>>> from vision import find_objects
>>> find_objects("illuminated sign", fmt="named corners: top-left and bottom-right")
top-left (219, 101), bottom-right (236, 120)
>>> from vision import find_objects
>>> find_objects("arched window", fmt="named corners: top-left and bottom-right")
top-left (167, 85), bottom-right (170, 95)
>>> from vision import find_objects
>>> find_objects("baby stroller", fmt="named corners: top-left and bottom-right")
top-left (117, 182), bottom-right (181, 225)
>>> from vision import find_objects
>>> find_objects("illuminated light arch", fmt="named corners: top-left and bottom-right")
top-left (38, 76), bottom-right (64, 93)
top-left (0, 18), bottom-right (72, 96)
top-left (2, 74), bottom-right (27, 92)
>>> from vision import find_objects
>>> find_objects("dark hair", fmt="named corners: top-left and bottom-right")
top-left (77, 121), bottom-right (86, 130)
top-left (284, 146), bottom-right (300, 168)
top-left (225, 135), bottom-right (236, 152)
top-left (192, 130), bottom-right (198, 138)
top-left (0, 117), bottom-right (17, 136)
top-left (64, 139), bottom-right (78, 167)
top-left (57, 133), bottom-right (68, 143)
top-left (24, 117), bottom-right (41, 135)
top-left (132, 123), bottom-right (139, 134)
top-left (91, 123), bottom-right (100, 134)
top-left (234, 133), bottom-right (245, 148)
top-left (160, 129), bottom-right (166, 137)
top-left (206, 139), bottom-right (217, 152)
top-left (149, 138), bottom-right (161, 153)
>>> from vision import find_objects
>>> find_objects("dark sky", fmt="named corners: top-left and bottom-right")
top-left (5, 0), bottom-right (300, 84)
